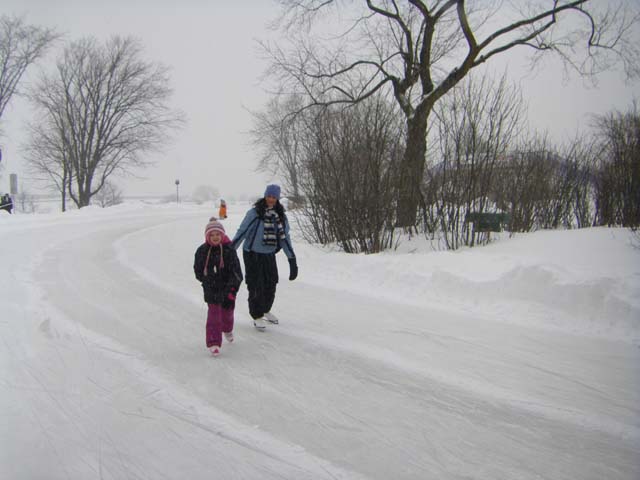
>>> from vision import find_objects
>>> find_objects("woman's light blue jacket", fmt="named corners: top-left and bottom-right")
top-left (231, 208), bottom-right (295, 259)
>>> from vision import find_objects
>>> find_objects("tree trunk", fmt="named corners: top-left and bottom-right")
top-left (77, 171), bottom-right (92, 208)
top-left (79, 189), bottom-right (91, 208)
top-left (396, 107), bottom-right (430, 227)
top-left (61, 177), bottom-right (67, 212)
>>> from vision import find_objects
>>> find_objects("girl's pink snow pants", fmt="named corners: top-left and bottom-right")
top-left (206, 304), bottom-right (234, 348)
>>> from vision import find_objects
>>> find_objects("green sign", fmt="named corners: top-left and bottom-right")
top-left (466, 212), bottom-right (510, 232)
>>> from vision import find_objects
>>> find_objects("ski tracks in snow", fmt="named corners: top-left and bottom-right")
top-left (7, 208), bottom-right (639, 480)
top-left (3, 210), bottom-right (366, 480)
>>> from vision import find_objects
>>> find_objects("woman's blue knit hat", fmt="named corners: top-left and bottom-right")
top-left (264, 184), bottom-right (281, 200)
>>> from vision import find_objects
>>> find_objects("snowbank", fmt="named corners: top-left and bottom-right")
top-left (296, 227), bottom-right (640, 343)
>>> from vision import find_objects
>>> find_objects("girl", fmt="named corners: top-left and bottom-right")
top-left (194, 217), bottom-right (243, 356)
top-left (231, 184), bottom-right (298, 330)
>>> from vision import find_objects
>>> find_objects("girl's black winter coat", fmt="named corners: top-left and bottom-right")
top-left (193, 242), bottom-right (243, 305)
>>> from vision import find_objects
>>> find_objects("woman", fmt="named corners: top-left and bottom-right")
top-left (231, 184), bottom-right (298, 330)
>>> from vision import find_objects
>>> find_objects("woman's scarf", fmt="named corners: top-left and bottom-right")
top-left (262, 208), bottom-right (286, 247)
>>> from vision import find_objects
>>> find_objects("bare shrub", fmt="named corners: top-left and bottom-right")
top-left (593, 102), bottom-right (640, 228)
top-left (422, 73), bottom-right (524, 249)
top-left (93, 182), bottom-right (123, 208)
top-left (295, 98), bottom-right (404, 253)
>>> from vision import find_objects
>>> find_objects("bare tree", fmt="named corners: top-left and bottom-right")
top-left (548, 136), bottom-right (598, 229)
top-left (24, 36), bottom-right (183, 209)
top-left (0, 15), bottom-right (59, 128)
top-left (492, 131), bottom-right (598, 233)
top-left (423, 72), bottom-right (525, 249)
top-left (499, 137), bottom-right (555, 233)
top-left (22, 118), bottom-right (72, 211)
top-left (530, 135), bottom-right (599, 230)
top-left (593, 101), bottom-right (640, 228)
top-left (15, 188), bottom-right (37, 214)
top-left (250, 95), bottom-right (306, 203)
top-left (266, 0), bottom-right (640, 226)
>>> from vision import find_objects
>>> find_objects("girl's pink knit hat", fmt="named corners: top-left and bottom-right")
top-left (205, 217), bottom-right (225, 245)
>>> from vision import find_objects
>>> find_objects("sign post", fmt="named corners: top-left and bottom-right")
top-left (10, 174), bottom-right (18, 195)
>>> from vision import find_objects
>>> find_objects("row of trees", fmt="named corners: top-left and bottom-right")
top-left (264, 0), bottom-right (640, 229)
top-left (254, 71), bottom-right (638, 252)
top-left (2, 3), bottom-right (638, 235)
top-left (251, 0), bottom-right (640, 253)
top-left (0, 15), bottom-right (182, 210)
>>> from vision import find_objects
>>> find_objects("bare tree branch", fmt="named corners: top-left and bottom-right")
top-left (0, 15), bottom-right (59, 127)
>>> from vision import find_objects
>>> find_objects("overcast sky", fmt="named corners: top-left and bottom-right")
top-left (1, 0), bottom-right (639, 199)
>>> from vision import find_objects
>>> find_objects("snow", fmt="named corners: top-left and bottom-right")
top-left (1, 202), bottom-right (639, 479)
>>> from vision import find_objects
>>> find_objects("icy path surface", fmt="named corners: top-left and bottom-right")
top-left (1, 205), bottom-right (639, 479)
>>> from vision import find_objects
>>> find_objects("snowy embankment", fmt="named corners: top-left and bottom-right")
top-left (302, 227), bottom-right (640, 344)
top-left (1, 203), bottom-right (639, 480)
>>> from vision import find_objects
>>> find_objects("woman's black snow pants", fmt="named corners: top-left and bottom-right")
top-left (243, 251), bottom-right (278, 320)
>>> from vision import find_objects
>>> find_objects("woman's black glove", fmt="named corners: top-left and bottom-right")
top-left (288, 257), bottom-right (298, 281)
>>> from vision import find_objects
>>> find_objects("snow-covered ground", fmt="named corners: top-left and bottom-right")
top-left (1, 202), bottom-right (639, 480)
